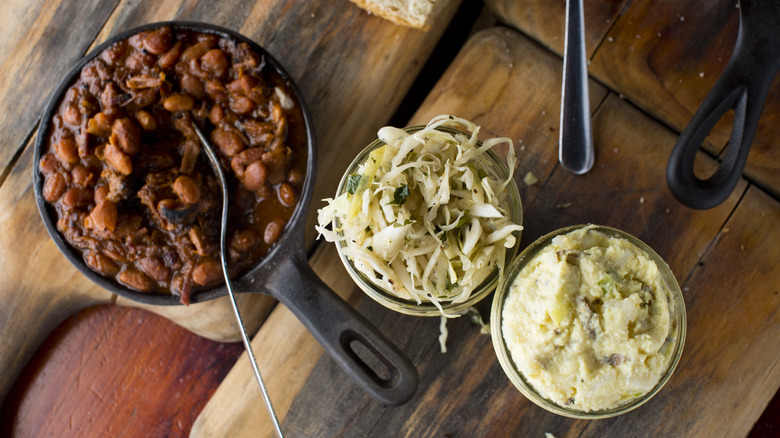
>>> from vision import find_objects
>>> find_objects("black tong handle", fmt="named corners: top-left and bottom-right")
top-left (666, 0), bottom-right (780, 209)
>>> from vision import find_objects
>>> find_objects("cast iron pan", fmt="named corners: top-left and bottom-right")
top-left (33, 21), bottom-right (418, 406)
top-left (666, 0), bottom-right (780, 209)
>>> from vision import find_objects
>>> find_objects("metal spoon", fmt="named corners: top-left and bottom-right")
top-left (192, 123), bottom-right (284, 438)
top-left (559, 0), bottom-right (594, 174)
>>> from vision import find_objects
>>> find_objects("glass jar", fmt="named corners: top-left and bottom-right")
top-left (332, 125), bottom-right (523, 316)
top-left (490, 224), bottom-right (686, 418)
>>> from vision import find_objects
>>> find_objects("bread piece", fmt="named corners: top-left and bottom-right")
top-left (349, 0), bottom-right (451, 31)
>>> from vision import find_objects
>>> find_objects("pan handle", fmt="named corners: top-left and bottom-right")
top-left (264, 252), bottom-right (418, 406)
top-left (666, 0), bottom-right (780, 209)
top-left (665, 76), bottom-right (755, 209)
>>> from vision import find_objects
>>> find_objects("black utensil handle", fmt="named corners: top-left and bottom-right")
top-left (666, 81), bottom-right (754, 210)
top-left (666, 0), bottom-right (780, 210)
top-left (266, 254), bottom-right (418, 406)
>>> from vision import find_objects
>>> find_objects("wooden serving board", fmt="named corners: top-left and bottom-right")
top-left (0, 0), bottom-right (462, 411)
top-left (190, 24), bottom-right (779, 437)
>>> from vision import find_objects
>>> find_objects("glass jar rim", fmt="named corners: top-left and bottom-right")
top-left (490, 224), bottom-right (687, 418)
top-left (333, 125), bottom-right (523, 316)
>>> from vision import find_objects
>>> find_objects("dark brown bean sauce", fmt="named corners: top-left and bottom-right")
top-left (39, 27), bottom-right (307, 304)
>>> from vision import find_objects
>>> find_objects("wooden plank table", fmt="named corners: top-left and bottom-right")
top-left (1, 0), bottom-right (778, 436)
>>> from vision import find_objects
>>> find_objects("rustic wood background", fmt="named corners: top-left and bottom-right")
top-left (0, 0), bottom-right (778, 437)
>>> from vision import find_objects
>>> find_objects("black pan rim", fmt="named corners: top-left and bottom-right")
top-left (33, 20), bottom-right (318, 306)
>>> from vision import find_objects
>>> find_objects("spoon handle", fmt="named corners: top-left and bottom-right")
top-left (193, 124), bottom-right (285, 438)
top-left (559, 0), bottom-right (594, 174)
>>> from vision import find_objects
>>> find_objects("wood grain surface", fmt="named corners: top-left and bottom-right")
top-left (0, 0), bottom-right (119, 180)
top-left (0, 305), bottom-right (244, 437)
top-left (485, 0), bottom-right (625, 57)
top-left (1, 0), bottom-right (778, 436)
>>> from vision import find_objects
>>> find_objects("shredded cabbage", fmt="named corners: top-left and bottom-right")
top-left (316, 115), bottom-right (523, 316)
top-left (439, 316), bottom-right (449, 353)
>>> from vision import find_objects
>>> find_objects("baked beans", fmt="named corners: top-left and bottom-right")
top-left (38, 26), bottom-right (307, 303)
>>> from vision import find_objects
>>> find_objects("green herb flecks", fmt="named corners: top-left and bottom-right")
top-left (597, 275), bottom-right (617, 297)
top-left (390, 184), bottom-right (410, 205)
top-left (454, 210), bottom-right (471, 229)
top-left (393, 219), bottom-right (414, 228)
top-left (346, 174), bottom-right (363, 195)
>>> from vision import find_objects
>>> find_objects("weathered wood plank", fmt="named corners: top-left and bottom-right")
top-left (484, 0), bottom-right (626, 57)
top-left (588, 0), bottom-right (741, 152)
top-left (0, 0), bottom-right (119, 182)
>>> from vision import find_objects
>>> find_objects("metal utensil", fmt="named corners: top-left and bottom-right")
top-left (667, 0), bottom-right (780, 209)
top-left (559, 0), bottom-right (595, 175)
top-left (192, 124), bottom-right (284, 438)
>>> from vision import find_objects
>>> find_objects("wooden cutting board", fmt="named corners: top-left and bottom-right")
top-left (0, 0), bottom-right (463, 408)
top-left (190, 24), bottom-right (779, 437)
